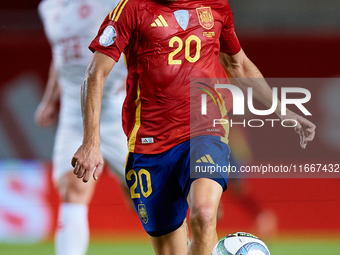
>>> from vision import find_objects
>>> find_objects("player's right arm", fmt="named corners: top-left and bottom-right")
top-left (219, 2), bottom-right (315, 149)
top-left (34, 61), bottom-right (60, 127)
top-left (72, 51), bottom-right (116, 182)
top-left (220, 49), bottom-right (316, 149)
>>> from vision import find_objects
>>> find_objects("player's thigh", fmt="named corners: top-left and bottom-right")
top-left (52, 116), bottom-right (83, 184)
top-left (187, 178), bottom-right (223, 219)
top-left (100, 117), bottom-right (128, 183)
top-left (53, 114), bottom-right (96, 203)
top-left (187, 136), bottom-right (230, 220)
top-left (57, 171), bottom-right (97, 204)
top-left (100, 97), bottom-right (128, 183)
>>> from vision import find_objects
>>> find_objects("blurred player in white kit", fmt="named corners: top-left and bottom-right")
top-left (35, 0), bottom-right (127, 254)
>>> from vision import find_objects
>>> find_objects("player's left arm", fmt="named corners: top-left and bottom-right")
top-left (219, 50), bottom-right (316, 149)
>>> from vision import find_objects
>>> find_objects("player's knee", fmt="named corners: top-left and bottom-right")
top-left (60, 185), bottom-right (85, 203)
top-left (58, 174), bottom-right (95, 204)
top-left (189, 202), bottom-right (217, 234)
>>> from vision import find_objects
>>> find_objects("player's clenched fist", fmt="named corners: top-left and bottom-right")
top-left (71, 144), bottom-right (104, 182)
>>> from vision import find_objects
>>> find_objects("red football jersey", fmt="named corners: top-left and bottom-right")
top-left (90, 0), bottom-right (241, 154)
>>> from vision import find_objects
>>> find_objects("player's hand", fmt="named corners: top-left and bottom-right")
top-left (34, 101), bottom-right (58, 127)
top-left (71, 143), bottom-right (104, 182)
top-left (280, 110), bottom-right (316, 149)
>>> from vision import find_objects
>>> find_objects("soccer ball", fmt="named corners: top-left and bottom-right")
top-left (211, 232), bottom-right (270, 255)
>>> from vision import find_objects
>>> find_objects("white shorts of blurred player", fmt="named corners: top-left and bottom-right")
top-left (52, 85), bottom-right (127, 183)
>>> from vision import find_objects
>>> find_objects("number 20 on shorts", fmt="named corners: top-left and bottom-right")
top-left (126, 169), bottom-right (152, 198)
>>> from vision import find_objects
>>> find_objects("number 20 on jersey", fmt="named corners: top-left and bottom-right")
top-left (169, 35), bottom-right (201, 65)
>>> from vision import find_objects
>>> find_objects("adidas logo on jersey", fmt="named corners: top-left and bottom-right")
top-left (196, 154), bottom-right (215, 164)
top-left (151, 15), bottom-right (169, 27)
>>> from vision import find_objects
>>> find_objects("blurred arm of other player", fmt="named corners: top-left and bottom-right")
top-left (219, 50), bottom-right (316, 149)
top-left (72, 51), bottom-right (116, 183)
top-left (35, 61), bottom-right (60, 127)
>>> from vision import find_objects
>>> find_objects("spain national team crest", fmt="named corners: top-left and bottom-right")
top-left (196, 7), bottom-right (214, 30)
top-left (138, 204), bottom-right (148, 224)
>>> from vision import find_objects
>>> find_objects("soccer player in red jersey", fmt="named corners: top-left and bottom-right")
top-left (72, 0), bottom-right (316, 254)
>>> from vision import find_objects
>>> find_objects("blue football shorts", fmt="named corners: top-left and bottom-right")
top-left (125, 135), bottom-right (230, 237)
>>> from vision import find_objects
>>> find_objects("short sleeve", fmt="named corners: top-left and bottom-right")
top-left (219, 3), bottom-right (241, 56)
top-left (89, 0), bottom-right (137, 62)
